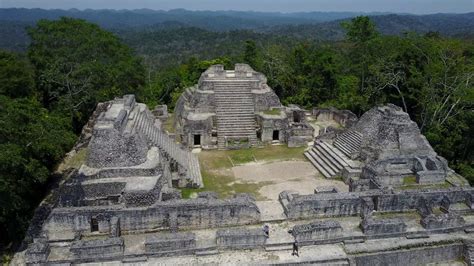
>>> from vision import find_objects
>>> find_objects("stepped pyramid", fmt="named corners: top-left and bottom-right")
top-left (175, 64), bottom-right (291, 150)
top-left (214, 80), bottom-right (257, 149)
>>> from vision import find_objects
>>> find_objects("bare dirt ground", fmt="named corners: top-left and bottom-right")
top-left (232, 160), bottom-right (348, 201)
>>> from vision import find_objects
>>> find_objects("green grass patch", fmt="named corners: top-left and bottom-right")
top-left (403, 175), bottom-right (417, 185)
top-left (163, 113), bottom-right (175, 134)
top-left (399, 181), bottom-right (452, 190)
top-left (57, 148), bottom-right (88, 172)
top-left (263, 109), bottom-right (282, 115)
top-left (181, 167), bottom-right (273, 200)
top-left (374, 210), bottom-right (420, 220)
top-left (181, 145), bottom-right (306, 199)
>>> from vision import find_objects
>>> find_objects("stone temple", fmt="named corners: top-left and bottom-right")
top-left (305, 104), bottom-right (449, 189)
top-left (14, 69), bottom-right (474, 265)
top-left (175, 64), bottom-right (313, 149)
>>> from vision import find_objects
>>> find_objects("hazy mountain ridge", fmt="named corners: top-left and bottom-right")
top-left (0, 8), bottom-right (472, 54)
top-left (0, 8), bottom-right (370, 30)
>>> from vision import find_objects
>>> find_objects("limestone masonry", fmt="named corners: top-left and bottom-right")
top-left (15, 65), bottom-right (474, 265)
top-left (175, 64), bottom-right (313, 149)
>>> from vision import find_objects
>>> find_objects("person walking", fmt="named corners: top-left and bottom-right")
top-left (292, 239), bottom-right (299, 257)
top-left (263, 224), bottom-right (270, 238)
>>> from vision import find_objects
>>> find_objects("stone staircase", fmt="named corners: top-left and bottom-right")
top-left (304, 141), bottom-right (353, 179)
top-left (213, 81), bottom-right (257, 149)
top-left (333, 130), bottom-right (362, 159)
top-left (132, 107), bottom-right (203, 188)
top-left (466, 240), bottom-right (474, 266)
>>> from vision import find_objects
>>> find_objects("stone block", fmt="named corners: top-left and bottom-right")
top-left (25, 240), bottom-right (50, 264)
top-left (421, 213), bottom-right (465, 230)
top-left (216, 228), bottom-right (266, 249)
top-left (70, 237), bottom-right (124, 261)
top-left (291, 220), bottom-right (342, 242)
top-left (145, 232), bottom-right (196, 254)
top-left (360, 217), bottom-right (407, 236)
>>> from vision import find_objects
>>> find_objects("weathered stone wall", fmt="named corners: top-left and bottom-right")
top-left (145, 232), bottom-right (196, 254)
top-left (46, 194), bottom-right (260, 236)
top-left (181, 115), bottom-right (214, 148)
top-left (281, 187), bottom-right (473, 219)
top-left (254, 88), bottom-right (282, 112)
top-left (281, 191), bottom-right (364, 219)
top-left (25, 240), bottom-right (50, 264)
top-left (87, 130), bottom-right (148, 168)
top-left (216, 228), bottom-right (266, 249)
top-left (82, 182), bottom-right (125, 200)
top-left (287, 123), bottom-right (314, 147)
top-left (291, 221), bottom-right (343, 242)
top-left (312, 108), bottom-right (358, 128)
top-left (360, 217), bottom-right (407, 236)
top-left (352, 243), bottom-right (464, 266)
top-left (256, 114), bottom-right (288, 143)
top-left (70, 237), bottom-right (124, 262)
top-left (421, 213), bottom-right (465, 229)
top-left (376, 188), bottom-right (472, 212)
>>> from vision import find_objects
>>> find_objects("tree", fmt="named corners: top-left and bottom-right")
top-left (27, 17), bottom-right (146, 131)
top-left (0, 50), bottom-right (35, 98)
top-left (342, 16), bottom-right (378, 44)
top-left (0, 96), bottom-right (76, 248)
top-left (342, 16), bottom-right (379, 94)
top-left (243, 40), bottom-right (259, 69)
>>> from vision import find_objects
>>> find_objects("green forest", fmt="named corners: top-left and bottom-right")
top-left (0, 14), bottom-right (473, 258)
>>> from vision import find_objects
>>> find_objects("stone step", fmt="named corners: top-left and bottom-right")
top-left (216, 104), bottom-right (254, 107)
top-left (214, 87), bottom-right (251, 90)
top-left (218, 127), bottom-right (256, 131)
top-left (341, 131), bottom-right (362, 142)
top-left (343, 238), bottom-right (365, 244)
top-left (216, 104), bottom-right (254, 108)
top-left (264, 244), bottom-right (293, 251)
top-left (216, 112), bottom-right (255, 116)
top-left (218, 133), bottom-right (257, 137)
top-left (304, 151), bottom-right (332, 178)
top-left (122, 256), bottom-right (148, 263)
top-left (312, 147), bottom-right (341, 174)
top-left (215, 98), bottom-right (253, 101)
top-left (195, 249), bottom-right (219, 256)
top-left (217, 121), bottom-right (255, 125)
top-left (406, 233), bottom-right (429, 239)
top-left (318, 142), bottom-right (350, 168)
top-left (334, 141), bottom-right (354, 157)
top-left (334, 139), bottom-right (360, 154)
top-left (314, 144), bottom-right (344, 170)
top-left (335, 136), bottom-right (360, 150)
top-left (307, 149), bottom-right (336, 176)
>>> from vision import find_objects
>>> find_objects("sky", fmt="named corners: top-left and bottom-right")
top-left (1, 0), bottom-right (473, 14)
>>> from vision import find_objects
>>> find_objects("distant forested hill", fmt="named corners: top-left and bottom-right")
top-left (0, 8), bottom-right (473, 66)
top-left (0, 8), bottom-right (370, 30)
top-left (270, 13), bottom-right (474, 40)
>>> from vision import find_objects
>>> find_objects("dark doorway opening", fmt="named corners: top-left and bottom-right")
top-left (273, 130), bottom-right (279, 141)
top-left (91, 217), bottom-right (99, 232)
top-left (293, 111), bottom-right (301, 123)
top-left (194, 134), bottom-right (201, 146)
top-left (256, 131), bottom-right (262, 140)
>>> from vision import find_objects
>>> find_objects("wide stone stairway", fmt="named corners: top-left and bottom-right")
top-left (214, 81), bottom-right (257, 149)
top-left (333, 130), bottom-right (362, 158)
top-left (131, 106), bottom-right (203, 188)
top-left (305, 141), bottom-right (353, 178)
top-left (466, 240), bottom-right (474, 266)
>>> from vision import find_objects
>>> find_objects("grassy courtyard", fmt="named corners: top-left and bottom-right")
top-left (181, 145), bottom-right (307, 199)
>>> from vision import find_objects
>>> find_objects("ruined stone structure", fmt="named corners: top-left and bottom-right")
top-left (19, 95), bottom-right (262, 264)
top-left (306, 104), bottom-right (449, 189)
top-left (175, 64), bottom-right (313, 149)
top-left (16, 97), bottom-right (473, 265)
